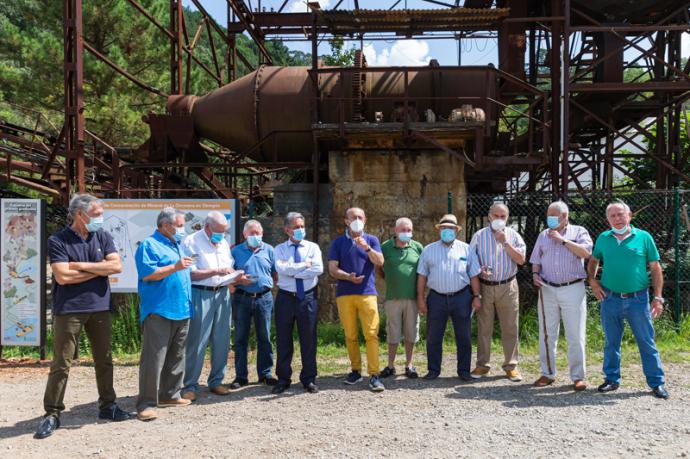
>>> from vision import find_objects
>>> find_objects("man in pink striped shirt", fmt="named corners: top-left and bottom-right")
top-left (470, 203), bottom-right (526, 382)
top-left (530, 201), bottom-right (592, 391)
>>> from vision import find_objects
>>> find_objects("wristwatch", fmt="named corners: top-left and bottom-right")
top-left (653, 296), bottom-right (665, 305)
top-left (365, 247), bottom-right (371, 252)
top-left (561, 239), bottom-right (567, 246)
top-left (473, 294), bottom-right (482, 299)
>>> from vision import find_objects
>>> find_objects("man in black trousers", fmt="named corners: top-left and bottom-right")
top-left (272, 212), bottom-right (324, 394)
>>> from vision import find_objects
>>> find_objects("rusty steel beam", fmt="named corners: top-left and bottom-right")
top-left (226, 0), bottom-right (272, 65)
top-left (570, 81), bottom-right (690, 92)
top-left (64, 0), bottom-right (85, 195)
top-left (83, 42), bottom-right (169, 97)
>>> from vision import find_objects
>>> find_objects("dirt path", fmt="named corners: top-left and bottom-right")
top-left (1, 356), bottom-right (689, 458)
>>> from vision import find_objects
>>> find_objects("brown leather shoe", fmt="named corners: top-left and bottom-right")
top-left (534, 375), bottom-right (555, 387)
top-left (574, 380), bottom-right (588, 391)
top-left (210, 385), bottom-right (230, 396)
top-left (181, 391), bottom-right (197, 402)
top-left (158, 398), bottom-right (192, 408)
top-left (137, 408), bottom-right (157, 421)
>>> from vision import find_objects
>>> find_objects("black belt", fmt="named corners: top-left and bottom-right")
top-left (606, 288), bottom-right (648, 299)
top-left (192, 284), bottom-right (227, 292)
top-left (430, 285), bottom-right (470, 297)
top-left (543, 278), bottom-right (584, 288)
top-left (234, 288), bottom-right (271, 298)
top-left (278, 287), bottom-right (317, 298)
top-left (479, 275), bottom-right (516, 286)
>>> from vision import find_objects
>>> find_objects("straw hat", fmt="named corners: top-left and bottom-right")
top-left (435, 214), bottom-right (461, 229)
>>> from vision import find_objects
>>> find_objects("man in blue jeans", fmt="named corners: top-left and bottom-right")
top-left (230, 220), bottom-right (278, 388)
top-left (587, 201), bottom-right (668, 399)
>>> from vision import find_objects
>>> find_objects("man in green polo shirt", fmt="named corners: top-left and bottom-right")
top-left (587, 201), bottom-right (668, 399)
top-left (377, 217), bottom-right (424, 379)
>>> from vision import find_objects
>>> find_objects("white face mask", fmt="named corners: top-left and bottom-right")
top-left (490, 219), bottom-right (506, 231)
top-left (349, 219), bottom-right (365, 233)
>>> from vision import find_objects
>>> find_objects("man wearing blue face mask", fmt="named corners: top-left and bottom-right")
top-left (378, 217), bottom-right (424, 379)
top-left (272, 212), bottom-right (324, 394)
top-left (180, 211), bottom-right (250, 401)
top-left (587, 201), bottom-right (668, 399)
top-left (230, 220), bottom-right (278, 389)
top-left (36, 193), bottom-right (129, 439)
top-left (416, 214), bottom-right (482, 381)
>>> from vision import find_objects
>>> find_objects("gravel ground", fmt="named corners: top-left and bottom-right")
top-left (1, 355), bottom-right (689, 458)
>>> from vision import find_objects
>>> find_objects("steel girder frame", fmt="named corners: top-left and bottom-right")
top-left (515, 0), bottom-right (690, 194)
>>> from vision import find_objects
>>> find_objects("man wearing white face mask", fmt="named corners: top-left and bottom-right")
top-left (230, 220), bottom-right (278, 389)
top-left (272, 212), bottom-right (324, 394)
top-left (470, 202), bottom-right (526, 382)
top-left (587, 201), bottom-right (668, 399)
top-left (530, 201), bottom-right (592, 391)
top-left (328, 207), bottom-right (386, 392)
top-left (180, 212), bottom-right (250, 401)
top-left (377, 217), bottom-right (424, 379)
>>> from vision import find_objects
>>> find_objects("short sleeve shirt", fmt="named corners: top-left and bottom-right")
top-left (417, 239), bottom-right (482, 294)
top-left (231, 242), bottom-right (276, 293)
top-left (381, 237), bottom-right (423, 300)
top-left (327, 232), bottom-right (381, 297)
top-left (591, 226), bottom-right (659, 293)
top-left (135, 230), bottom-right (192, 322)
top-left (48, 226), bottom-right (117, 315)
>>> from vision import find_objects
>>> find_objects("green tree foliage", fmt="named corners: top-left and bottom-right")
top-left (0, 0), bottom-right (310, 148)
top-left (322, 36), bottom-right (357, 67)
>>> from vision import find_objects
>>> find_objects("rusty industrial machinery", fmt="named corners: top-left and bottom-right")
top-left (1, 0), bottom-right (690, 210)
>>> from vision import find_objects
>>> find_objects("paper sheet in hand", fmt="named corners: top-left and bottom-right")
top-left (218, 270), bottom-right (243, 286)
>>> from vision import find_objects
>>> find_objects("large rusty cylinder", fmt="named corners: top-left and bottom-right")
top-left (167, 65), bottom-right (497, 162)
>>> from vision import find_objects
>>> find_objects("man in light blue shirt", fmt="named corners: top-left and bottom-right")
top-left (230, 220), bottom-right (278, 389)
top-left (134, 208), bottom-right (193, 421)
top-left (272, 212), bottom-right (324, 394)
top-left (416, 214), bottom-right (482, 381)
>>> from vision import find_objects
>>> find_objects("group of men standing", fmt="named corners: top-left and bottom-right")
top-left (34, 193), bottom-right (669, 439)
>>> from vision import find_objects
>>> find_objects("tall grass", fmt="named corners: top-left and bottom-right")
top-left (2, 298), bottom-right (689, 362)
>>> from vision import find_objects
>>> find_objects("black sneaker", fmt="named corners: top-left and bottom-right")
top-left (369, 375), bottom-right (385, 392)
top-left (271, 384), bottom-right (289, 394)
top-left (98, 404), bottom-right (132, 422)
top-left (230, 378), bottom-right (249, 389)
top-left (343, 370), bottom-right (363, 385)
top-left (34, 414), bottom-right (60, 439)
top-left (305, 382), bottom-right (319, 393)
top-left (380, 366), bottom-right (396, 378)
top-left (405, 366), bottom-right (419, 379)
top-left (458, 371), bottom-right (472, 382)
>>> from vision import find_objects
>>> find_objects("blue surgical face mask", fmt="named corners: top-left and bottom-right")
top-left (247, 235), bottom-right (262, 247)
top-left (398, 232), bottom-right (412, 242)
top-left (546, 216), bottom-right (560, 230)
top-left (292, 228), bottom-right (306, 241)
top-left (173, 226), bottom-right (186, 242)
top-left (85, 215), bottom-right (104, 233)
top-left (210, 232), bottom-right (224, 244)
top-left (440, 228), bottom-right (455, 243)
top-left (611, 225), bottom-right (629, 235)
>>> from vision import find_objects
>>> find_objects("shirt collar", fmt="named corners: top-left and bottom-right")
top-left (288, 238), bottom-right (304, 247)
top-left (153, 229), bottom-right (176, 246)
top-left (67, 225), bottom-right (91, 242)
top-left (346, 230), bottom-right (366, 240)
top-left (605, 225), bottom-right (637, 238)
top-left (390, 236), bottom-right (411, 248)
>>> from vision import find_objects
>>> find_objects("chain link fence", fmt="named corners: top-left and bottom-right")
top-left (466, 190), bottom-right (690, 325)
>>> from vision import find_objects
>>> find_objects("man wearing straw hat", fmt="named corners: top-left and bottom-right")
top-left (530, 201), bottom-right (592, 391)
top-left (416, 214), bottom-right (482, 380)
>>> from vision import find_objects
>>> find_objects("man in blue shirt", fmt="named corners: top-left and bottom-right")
top-left (135, 208), bottom-right (194, 421)
top-left (327, 207), bottom-right (386, 392)
top-left (35, 193), bottom-right (129, 440)
top-left (230, 220), bottom-right (278, 389)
